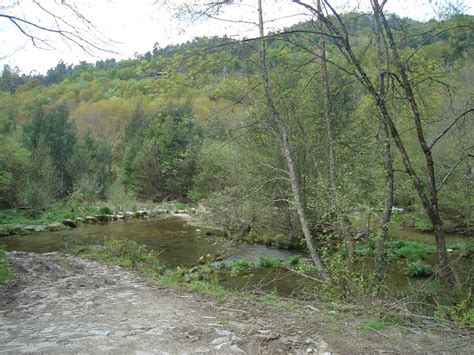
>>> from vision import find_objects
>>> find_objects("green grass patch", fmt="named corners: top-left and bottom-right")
top-left (0, 203), bottom-right (100, 228)
top-left (360, 317), bottom-right (389, 332)
top-left (0, 244), bottom-right (9, 284)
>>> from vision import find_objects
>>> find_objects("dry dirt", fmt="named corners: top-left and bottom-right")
top-left (1, 251), bottom-right (472, 354)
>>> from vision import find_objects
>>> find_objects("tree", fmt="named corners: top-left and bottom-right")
top-left (292, 0), bottom-right (473, 283)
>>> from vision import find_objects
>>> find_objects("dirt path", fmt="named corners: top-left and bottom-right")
top-left (0, 252), bottom-right (330, 354)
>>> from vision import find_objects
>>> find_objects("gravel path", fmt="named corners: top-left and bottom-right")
top-left (0, 252), bottom-right (330, 354)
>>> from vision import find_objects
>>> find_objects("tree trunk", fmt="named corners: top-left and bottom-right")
top-left (372, 0), bottom-right (452, 283)
top-left (318, 1), bottom-right (354, 264)
top-left (372, 0), bottom-right (394, 284)
top-left (257, 0), bottom-right (328, 279)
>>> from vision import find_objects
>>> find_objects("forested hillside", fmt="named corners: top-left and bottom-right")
top-left (1, 11), bottom-right (473, 280)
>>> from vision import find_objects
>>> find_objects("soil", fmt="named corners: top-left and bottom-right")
top-left (1, 252), bottom-right (472, 354)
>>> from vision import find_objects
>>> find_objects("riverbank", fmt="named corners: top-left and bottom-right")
top-left (0, 202), bottom-right (193, 237)
top-left (1, 251), bottom-right (473, 354)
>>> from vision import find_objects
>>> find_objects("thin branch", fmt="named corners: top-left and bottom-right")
top-left (430, 108), bottom-right (474, 149)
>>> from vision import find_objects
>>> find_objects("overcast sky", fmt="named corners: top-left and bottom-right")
top-left (0, 0), bottom-right (472, 74)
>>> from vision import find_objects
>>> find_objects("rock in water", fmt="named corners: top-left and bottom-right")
top-left (62, 219), bottom-right (78, 228)
top-left (47, 222), bottom-right (65, 232)
top-left (85, 216), bottom-right (97, 223)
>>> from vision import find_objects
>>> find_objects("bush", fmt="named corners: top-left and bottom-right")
top-left (404, 262), bottom-right (434, 278)
top-left (289, 255), bottom-right (302, 266)
top-left (99, 206), bottom-right (112, 215)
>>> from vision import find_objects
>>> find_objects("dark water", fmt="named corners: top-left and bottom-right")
top-left (1, 217), bottom-right (471, 296)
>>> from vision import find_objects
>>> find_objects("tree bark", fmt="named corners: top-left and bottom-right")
top-left (372, 0), bottom-right (394, 284)
top-left (258, 0), bottom-right (328, 279)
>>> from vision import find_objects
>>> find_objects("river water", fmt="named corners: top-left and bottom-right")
top-left (1, 216), bottom-right (471, 296)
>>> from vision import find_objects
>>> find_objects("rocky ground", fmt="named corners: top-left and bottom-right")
top-left (1, 252), bottom-right (472, 354)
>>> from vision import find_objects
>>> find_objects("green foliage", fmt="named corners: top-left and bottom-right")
top-left (435, 299), bottom-right (474, 326)
top-left (386, 240), bottom-right (436, 261)
top-left (0, 132), bottom-right (30, 207)
top-left (0, 244), bottom-right (9, 284)
top-left (0, 203), bottom-right (99, 228)
top-left (99, 206), bottom-right (112, 215)
top-left (289, 255), bottom-right (302, 266)
top-left (404, 262), bottom-right (434, 278)
top-left (18, 140), bottom-right (60, 209)
top-left (323, 249), bottom-right (367, 300)
top-left (122, 105), bottom-right (199, 200)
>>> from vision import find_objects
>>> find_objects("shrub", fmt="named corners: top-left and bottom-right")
top-left (99, 206), bottom-right (112, 215)
top-left (289, 255), bottom-right (302, 266)
top-left (404, 262), bottom-right (434, 278)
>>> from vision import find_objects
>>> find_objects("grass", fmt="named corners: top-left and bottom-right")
top-left (0, 244), bottom-right (9, 284)
top-left (0, 203), bottom-right (100, 229)
top-left (360, 317), bottom-right (389, 332)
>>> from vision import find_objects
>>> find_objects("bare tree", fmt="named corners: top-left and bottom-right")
top-left (0, 0), bottom-right (112, 57)
top-left (292, 0), bottom-right (472, 283)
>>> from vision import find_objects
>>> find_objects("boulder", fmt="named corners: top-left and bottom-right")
top-left (62, 219), bottom-right (78, 228)
top-left (47, 222), bottom-right (65, 232)
top-left (125, 212), bottom-right (135, 218)
top-left (75, 217), bottom-right (85, 223)
top-left (153, 207), bottom-right (167, 214)
top-left (136, 210), bottom-right (148, 217)
top-left (34, 225), bottom-right (46, 232)
top-left (95, 215), bottom-right (110, 222)
top-left (24, 225), bottom-right (36, 232)
top-left (85, 216), bottom-right (97, 223)
top-left (116, 213), bottom-right (125, 220)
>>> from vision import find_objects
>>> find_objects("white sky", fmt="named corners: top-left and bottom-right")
top-left (0, 0), bottom-right (472, 74)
